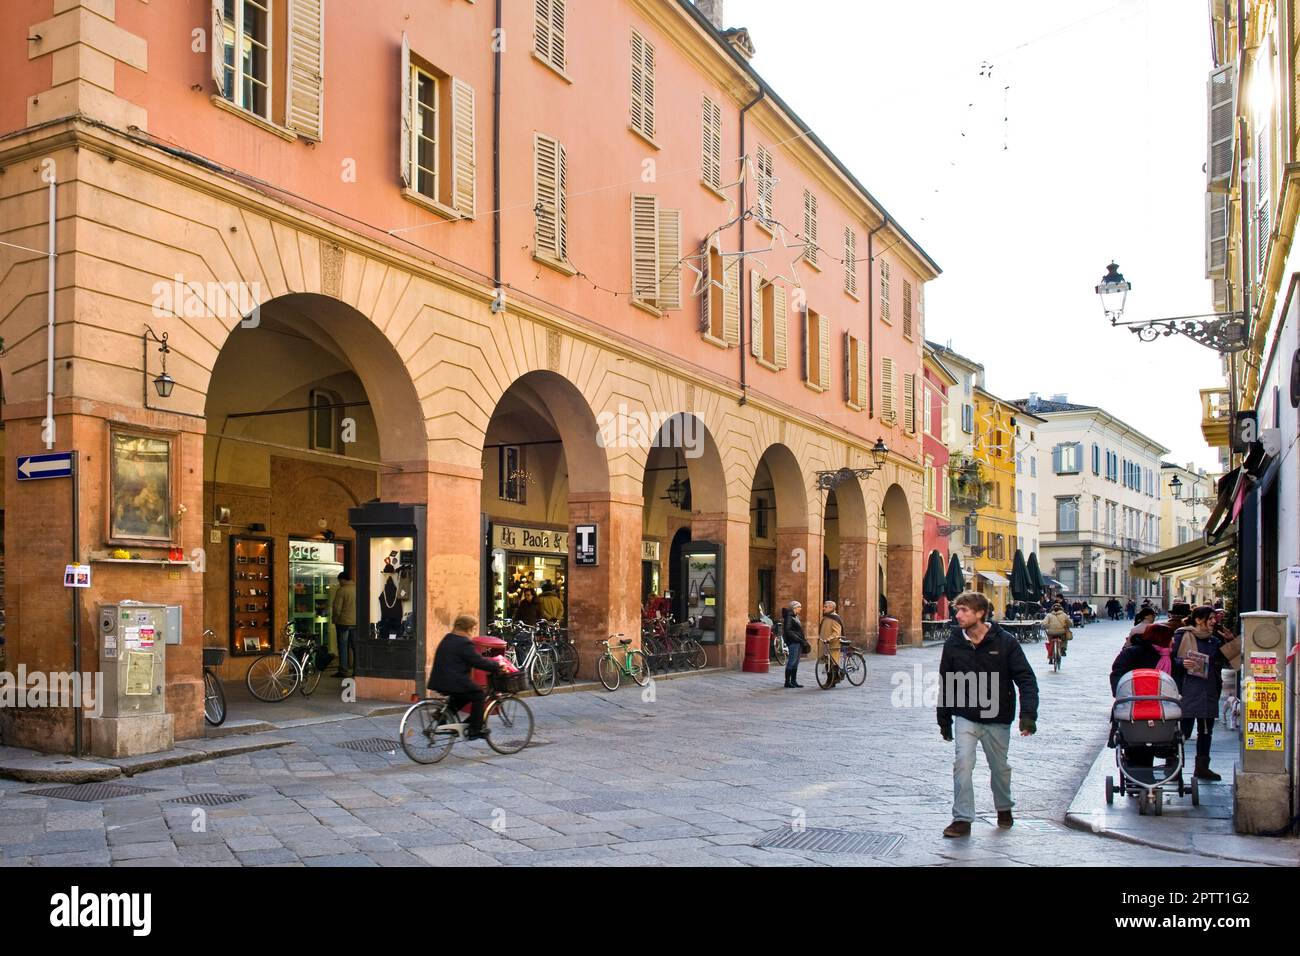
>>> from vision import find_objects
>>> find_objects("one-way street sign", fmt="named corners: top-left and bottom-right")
top-left (17, 452), bottom-right (74, 481)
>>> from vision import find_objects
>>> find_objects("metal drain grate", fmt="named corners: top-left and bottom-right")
top-left (25, 783), bottom-right (160, 802)
top-left (754, 827), bottom-right (904, 856)
top-left (336, 737), bottom-right (400, 753)
top-left (165, 793), bottom-right (251, 807)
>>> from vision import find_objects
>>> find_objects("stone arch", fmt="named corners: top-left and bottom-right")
top-left (881, 482), bottom-right (920, 644)
top-left (825, 474), bottom-right (871, 640)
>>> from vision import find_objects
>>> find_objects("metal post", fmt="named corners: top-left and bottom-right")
top-left (71, 451), bottom-right (82, 758)
top-left (44, 175), bottom-right (56, 449)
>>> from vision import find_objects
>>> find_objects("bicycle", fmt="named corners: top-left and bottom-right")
top-left (596, 635), bottom-right (650, 691)
top-left (245, 623), bottom-right (323, 701)
top-left (399, 671), bottom-right (535, 763)
top-left (201, 628), bottom-right (227, 726)
top-left (507, 623), bottom-right (558, 696)
top-left (815, 637), bottom-right (867, 689)
top-left (539, 619), bottom-right (579, 682)
top-left (758, 606), bottom-right (787, 666)
top-left (1047, 635), bottom-right (1064, 673)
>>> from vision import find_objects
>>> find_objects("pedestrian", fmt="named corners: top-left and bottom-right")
top-left (331, 570), bottom-right (356, 677)
top-left (781, 601), bottom-right (810, 688)
top-left (1125, 606), bottom-right (1157, 645)
top-left (937, 591), bottom-right (1039, 838)
top-left (515, 589), bottom-right (542, 626)
top-left (1109, 622), bottom-right (1181, 768)
top-left (1125, 599), bottom-right (1136, 621)
top-left (1167, 601), bottom-right (1191, 633)
top-left (1173, 606), bottom-right (1240, 781)
top-left (820, 600), bottom-right (844, 686)
top-left (1042, 602), bottom-right (1072, 662)
top-left (538, 581), bottom-right (564, 622)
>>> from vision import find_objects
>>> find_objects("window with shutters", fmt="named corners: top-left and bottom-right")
top-left (1056, 498), bottom-right (1079, 533)
top-left (1256, 123), bottom-right (1272, 277)
top-left (1091, 443), bottom-right (1100, 475)
top-left (533, 0), bottom-right (567, 76)
top-left (923, 388), bottom-right (933, 437)
top-left (802, 190), bottom-right (819, 268)
top-left (401, 43), bottom-right (476, 219)
top-left (960, 403), bottom-right (973, 433)
top-left (701, 95), bottom-right (723, 193)
top-left (879, 260), bottom-right (891, 323)
top-left (217, 0), bottom-right (271, 119)
top-left (1031, 493), bottom-right (1037, 516)
top-left (630, 29), bottom-right (657, 144)
top-left (751, 274), bottom-right (787, 370)
top-left (903, 372), bottom-right (916, 433)
top-left (701, 238), bottom-right (739, 347)
top-left (755, 145), bottom-right (774, 228)
top-left (902, 280), bottom-right (913, 338)
top-left (880, 357), bottom-right (896, 423)
top-left (1207, 64), bottom-right (1236, 191)
top-left (533, 133), bottom-right (571, 271)
top-left (1053, 442), bottom-right (1081, 475)
top-left (844, 333), bottom-right (866, 409)
top-left (1205, 190), bottom-right (1228, 278)
top-left (844, 227), bottom-right (858, 298)
top-left (803, 308), bottom-right (829, 390)
top-left (630, 194), bottom-right (681, 314)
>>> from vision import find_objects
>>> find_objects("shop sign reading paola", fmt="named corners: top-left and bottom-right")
top-left (491, 525), bottom-right (568, 555)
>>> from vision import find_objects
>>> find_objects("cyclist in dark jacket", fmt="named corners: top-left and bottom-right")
top-left (936, 591), bottom-right (1039, 838)
top-left (428, 615), bottom-right (501, 739)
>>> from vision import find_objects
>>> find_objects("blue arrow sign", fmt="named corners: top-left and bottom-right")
top-left (17, 452), bottom-right (74, 481)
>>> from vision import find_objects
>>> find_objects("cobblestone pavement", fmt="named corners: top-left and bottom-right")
top-left (0, 619), bottom-right (1257, 866)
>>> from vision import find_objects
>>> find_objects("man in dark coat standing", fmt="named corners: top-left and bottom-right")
top-left (937, 591), bottom-right (1039, 838)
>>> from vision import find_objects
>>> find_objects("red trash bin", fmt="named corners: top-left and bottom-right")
top-left (743, 622), bottom-right (771, 673)
top-left (877, 616), bottom-right (899, 655)
top-left (470, 635), bottom-right (509, 691)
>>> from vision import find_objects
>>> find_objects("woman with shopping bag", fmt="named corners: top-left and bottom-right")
top-left (1173, 605), bottom-right (1241, 781)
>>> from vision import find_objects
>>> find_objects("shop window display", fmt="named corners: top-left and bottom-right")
top-left (370, 538), bottom-right (415, 641)
top-left (230, 536), bottom-right (273, 654)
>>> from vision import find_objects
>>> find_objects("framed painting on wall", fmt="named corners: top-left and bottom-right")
top-left (108, 430), bottom-right (174, 544)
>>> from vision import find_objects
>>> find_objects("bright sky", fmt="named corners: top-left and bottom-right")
top-left (732, 0), bottom-right (1223, 473)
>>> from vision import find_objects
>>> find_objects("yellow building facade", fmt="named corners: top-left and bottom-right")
top-left (970, 387), bottom-right (1018, 612)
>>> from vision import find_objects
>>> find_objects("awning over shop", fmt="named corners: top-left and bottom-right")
top-left (977, 570), bottom-right (1011, 587)
top-left (1041, 575), bottom-right (1066, 590)
top-left (1132, 526), bottom-right (1237, 576)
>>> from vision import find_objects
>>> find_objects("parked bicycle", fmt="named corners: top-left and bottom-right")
top-left (399, 668), bottom-right (534, 763)
top-left (201, 628), bottom-right (227, 726)
top-left (639, 616), bottom-right (705, 673)
top-left (538, 619), bottom-right (579, 682)
top-left (596, 635), bottom-right (650, 691)
top-left (814, 637), bottom-right (867, 689)
top-left (245, 623), bottom-right (323, 702)
top-left (757, 605), bottom-right (786, 666)
top-left (502, 622), bottom-right (558, 696)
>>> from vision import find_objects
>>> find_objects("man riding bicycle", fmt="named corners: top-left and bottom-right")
top-left (428, 614), bottom-right (502, 740)
top-left (1042, 602), bottom-right (1072, 665)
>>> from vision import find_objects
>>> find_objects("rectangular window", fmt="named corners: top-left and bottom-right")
top-left (1016, 452), bottom-right (1023, 474)
top-left (1031, 492), bottom-right (1037, 516)
top-left (701, 238), bottom-right (739, 346)
top-left (309, 389), bottom-right (337, 452)
top-left (499, 445), bottom-right (526, 503)
top-left (630, 194), bottom-right (681, 311)
top-left (1018, 535), bottom-right (1024, 553)
top-left (1056, 498), bottom-right (1079, 532)
top-left (902, 280), bottom-right (913, 338)
top-left (1091, 443), bottom-right (1100, 475)
top-left (802, 189), bottom-right (819, 267)
top-left (1030, 456), bottom-right (1036, 477)
top-left (411, 67), bottom-right (439, 200)
top-left (534, 133), bottom-right (568, 264)
top-left (960, 403), bottom-right (973, 433)
top-left (1053, 442), bottom-right (1081, 474)
top-left (844, 227), bottom-right (857, 296)
top-left (630, 29), bottom-right (656, 141)
top-left (701, 95), bottom-right (722, 190)
top-left (219, 0), bottom-right (271, 118)
top-left (755, 497), bottom-right (769, 539)
top-left (923, 388), bottom-right (933, 436)
top-left (1092, 497), bottom-right (1099, 531)
top-left (804, 307), bottom-right (829, 389)
top-left (1017, 489), bottom-right (1023, 514)
top-left (880, 260), bottom-right (891, 323)
top-left (534, 0), bottom-right (566, 73)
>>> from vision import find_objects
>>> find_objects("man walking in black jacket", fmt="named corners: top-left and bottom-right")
top-left (937, 591), bottom-right (1039, 838)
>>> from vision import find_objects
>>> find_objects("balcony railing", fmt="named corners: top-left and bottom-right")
top-left (1200, 387), bottom-right (1231, 448)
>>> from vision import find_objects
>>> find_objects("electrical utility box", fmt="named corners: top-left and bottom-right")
top-left (97, 602), bottom-right (168, 719)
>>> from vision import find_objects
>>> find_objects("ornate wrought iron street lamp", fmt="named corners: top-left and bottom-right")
top-left (814, 439), bottom-right (889, 491)
top-left (1096, 261), bottom-right (1247, 353)
top-left (142, 325), bottom-right (175, 399)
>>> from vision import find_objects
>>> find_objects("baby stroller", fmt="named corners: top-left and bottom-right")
top-left (1106, 668), bottom-right (1198, 814)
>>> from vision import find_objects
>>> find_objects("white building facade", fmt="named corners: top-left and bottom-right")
top-left (1014, 412), bottom-right (1044, 565)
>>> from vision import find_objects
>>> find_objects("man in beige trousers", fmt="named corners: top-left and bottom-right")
top-left (820, 600), bottom-right (844, 687)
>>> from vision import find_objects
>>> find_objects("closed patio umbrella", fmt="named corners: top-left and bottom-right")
top-left (1026, 552), bottom-right (1045, 602)
top-left (923, 550), bottom-right (946, 603)
top-left (944, 553), bottom-right (965, 600)
top-left (1010, 550), bottom-right (1032, 602)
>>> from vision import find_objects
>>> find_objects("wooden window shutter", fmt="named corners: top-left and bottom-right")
top-left (843, 332), bottom-right (853, 404)
top-left (844, 227), bottom-right (857, 296)
top-left (631, 193), bottom-right (660, 304)
top-left (451, 78), bottom-right (476, 217)
top-left (285, 0), bottom-right (325, 141)
top-left (880, 260), bottom-right (890, 322)
top-left (818, 311), bottom-right (830, 388)
top-left (211, 0), bottom-right (226, 91)
top-left (722, 252), bottom-right (741, 345)
top-left (535, 134), bottom-right (566, 260)
top-left (631, 30), bottom-right (655, 139)
top-left (881, 357), bottom-right (895, 421)
top-left (550, 0), bottom-right (566, 69)
top-left (751, 272), bottom-right (764, 358)
top-left (856, 333), bottom-right (868, 410)
top-left (802, 308), bottom-right (812, 382)
top-left (1257, 123), bottom-right (1271, 276)
top-left (756, 145), bottom-right (773, 223)
top-left (1205, 190), bottom-right (1228, 278)
top-left (657, 207), bottom-right (681, 310)
top-left (536, 0), bottom-right (566, 70)
top-left (773, 282), bottom-right (788, 369)
top-left (902, 280), bottom-right (913, 338)
top-left (802, 190), bottom-right (818, 265)
top-left (903, 371), bottom-right (916, 432)
top-left (702, 96), bottom-right (722, 190)
top-left (1207, 64), bottom-right (1236, 190)
top-left (556, 141), bottom-right (568, 259)
top-left (399, 32), bottom-right (412, 187)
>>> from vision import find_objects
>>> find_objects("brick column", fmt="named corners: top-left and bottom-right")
top-left (888, 543), bottom-right (922, 646)
top-left (776, 527), bottom-right (823, 633)
top-left (371, 461), bottom-right (481, 700)
top-left (838, 535), bottom-right (872, 649)
top-left (690, 512), bottom-right (750, 668)
top-left (567, 492), bottom-right (644, 677)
